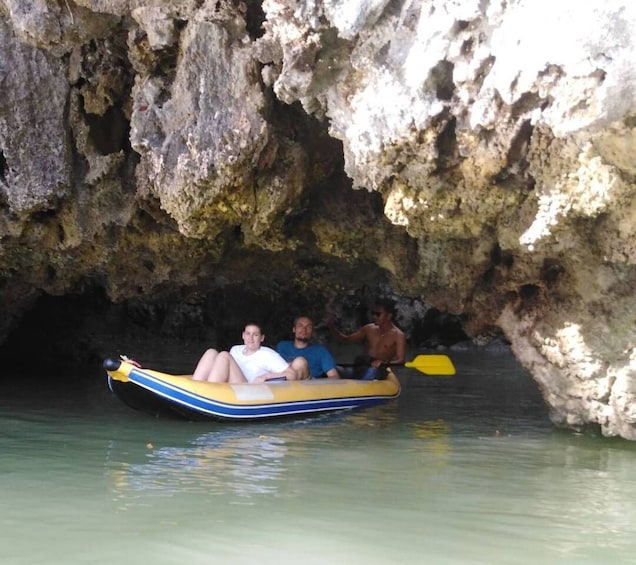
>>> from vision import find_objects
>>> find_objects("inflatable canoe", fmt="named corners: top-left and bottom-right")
top-left (104, 357), bottom-right (401, 421)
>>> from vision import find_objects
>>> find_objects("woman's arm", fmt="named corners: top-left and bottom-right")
top-left (251, 348), bottom-right (301, 383)
top-left (252, 365), bottom-right (297, 383)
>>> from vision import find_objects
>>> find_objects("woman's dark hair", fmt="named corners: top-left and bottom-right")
top-left (243, 322), bottom-right (265, 334)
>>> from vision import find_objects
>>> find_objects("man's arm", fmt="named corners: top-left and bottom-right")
top-left (327, 312), bottom-right (367, 343)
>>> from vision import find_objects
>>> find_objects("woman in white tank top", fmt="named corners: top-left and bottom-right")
top-left (192, 323), bottom-right (299, 383)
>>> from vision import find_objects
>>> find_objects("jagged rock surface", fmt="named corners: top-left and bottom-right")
top-left (0, 0), bottom-right (635, 438)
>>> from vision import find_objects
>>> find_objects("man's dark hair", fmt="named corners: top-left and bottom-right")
top-left (375, 298), bottom-right (396, 317)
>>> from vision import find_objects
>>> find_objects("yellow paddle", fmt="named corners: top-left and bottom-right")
top-left (403, 354), bottom-right (456, 376)
top-left (338, 354), bottom-right (455, 376)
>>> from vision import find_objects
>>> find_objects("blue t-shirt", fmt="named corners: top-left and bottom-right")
top-left (277, 341), bottom-right (337, 378)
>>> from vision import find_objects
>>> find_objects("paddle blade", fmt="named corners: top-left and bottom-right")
top-left (404, 354), bottom-right (456, 376)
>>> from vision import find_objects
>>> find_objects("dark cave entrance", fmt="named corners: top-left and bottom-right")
top-left (0, 285), bottom-right (469, 375)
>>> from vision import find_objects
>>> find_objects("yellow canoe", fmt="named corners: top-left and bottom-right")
top-left (104, 357), bottom-right (400, 421)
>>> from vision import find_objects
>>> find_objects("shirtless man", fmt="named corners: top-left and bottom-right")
top-left (327, 298), bottom-right (406, 379)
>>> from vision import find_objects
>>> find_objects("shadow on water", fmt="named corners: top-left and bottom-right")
top-left (395, 348), bottom-right (553, 437)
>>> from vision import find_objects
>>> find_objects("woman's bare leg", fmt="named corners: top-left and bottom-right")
top-left (192, 349), bottom-right (220, 381)
top-left (207, 351), bottom-right (248, 383)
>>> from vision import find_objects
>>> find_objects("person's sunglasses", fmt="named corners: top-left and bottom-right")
top-left (372, 311), bottom-right (382, 316)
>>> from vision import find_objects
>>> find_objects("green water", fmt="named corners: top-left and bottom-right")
top-left (2, 349), bottom-right (636, 564)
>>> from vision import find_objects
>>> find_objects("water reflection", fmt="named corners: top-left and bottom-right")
top-left (411, 419), bottom-right (451, 460)
top-left (105, 403), bottom-right (458, 512)
top-left (107, 428), bottom-right (292, 502)
top-left (531, 437), bottom-right (636, 556)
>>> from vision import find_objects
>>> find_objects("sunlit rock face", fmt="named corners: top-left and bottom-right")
top-left (0, 0), bottom-right (635, 438)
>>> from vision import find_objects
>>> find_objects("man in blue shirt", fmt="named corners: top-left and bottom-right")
top-left (277, 316), bottom-right (340, 379)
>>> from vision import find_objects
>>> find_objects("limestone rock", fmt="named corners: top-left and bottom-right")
top-left (0, 0), bottom-right (635, 438)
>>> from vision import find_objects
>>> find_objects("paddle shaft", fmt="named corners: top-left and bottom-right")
top-left (337, 361), bottom-right (404, 367)
top-left (337, 354), bottom-right (455, 376)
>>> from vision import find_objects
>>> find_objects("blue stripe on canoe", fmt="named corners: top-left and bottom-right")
top-left (128, 368), bottom-right (398, 419)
